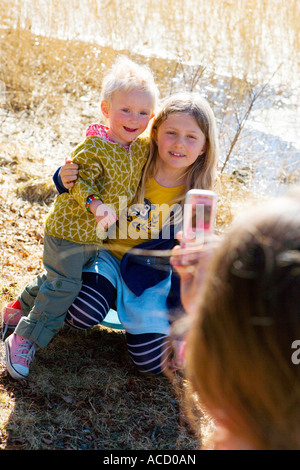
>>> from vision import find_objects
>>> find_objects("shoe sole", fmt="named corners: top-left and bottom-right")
top-left (5, 338), bottom-right (28, 380)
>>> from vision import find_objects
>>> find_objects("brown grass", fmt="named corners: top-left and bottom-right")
top-left (0, 0), bottom-right (298, 451)
top-left (0, 331), bottom-right (198, 450)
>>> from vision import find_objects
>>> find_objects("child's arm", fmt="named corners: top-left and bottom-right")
top-left (53, 158), bottom-right (117, 231)
top-left (69, 145), bottom-right (103, 206)
top-left (70, 141), bottom-right (118, 230)
top-left (170, 232), bottom-right (218, 317)
top-left (87, 198), bottom-right (118, 231)
top-left (53, 166), bottom-right (68, 194)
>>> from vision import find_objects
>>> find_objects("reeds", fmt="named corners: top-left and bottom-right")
top-left (3, 0), bottom-right (299, 82)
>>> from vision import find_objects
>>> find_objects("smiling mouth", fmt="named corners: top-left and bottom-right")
top-left (169, 151), bottom-right (185, 158)
top-left (124, 126), bottom-right (138, 133)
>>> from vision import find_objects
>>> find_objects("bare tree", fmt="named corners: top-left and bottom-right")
top-left (221, 66), bottom-right (282, 172)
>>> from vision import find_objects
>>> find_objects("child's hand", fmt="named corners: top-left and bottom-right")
top-left (168, 339), bottom-right (187, 371)
top-left (170, 232), bottom-right (218, 317)
top-left (60, 158), bottom-right (79, 189)
top-left (90, 200), bottom-right (118, 232)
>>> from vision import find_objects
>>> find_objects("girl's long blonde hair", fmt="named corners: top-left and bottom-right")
top-left (134, 92), bottom-right (219, 205)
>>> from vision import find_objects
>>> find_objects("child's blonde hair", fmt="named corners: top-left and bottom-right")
top-left (100, 56), bottom-right (159, 111)
top-left (186, 188), bottom-right (300, 449)
top-left (135, 92), bottom-right (219, 205)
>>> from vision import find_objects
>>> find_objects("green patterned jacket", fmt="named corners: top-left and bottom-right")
top-left (45, 133), bottom-right (149, 244)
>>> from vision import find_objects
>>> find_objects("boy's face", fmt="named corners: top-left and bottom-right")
top-left (101, 89), bottom-right (154, 146)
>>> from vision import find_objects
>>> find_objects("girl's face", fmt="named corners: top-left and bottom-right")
top-left (154, 113), bottom-right (206, 172)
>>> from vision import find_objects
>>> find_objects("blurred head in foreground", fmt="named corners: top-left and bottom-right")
top-left (186, 187), bottom-right (300, 449)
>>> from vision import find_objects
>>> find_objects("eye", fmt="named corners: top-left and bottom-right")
top-left (122, 108), bottom-right (130, 113)
top-left (187, 134), bottom-right (197, 139)
top-left (140, 111), bottom-right (149, 116)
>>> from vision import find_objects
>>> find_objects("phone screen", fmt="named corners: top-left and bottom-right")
top-left (183, 193), bottom-right (216, 246)
top-left (190, 201), bottom-right (212, 230)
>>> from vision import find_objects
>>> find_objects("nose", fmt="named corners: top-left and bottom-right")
top-left (174, 134), bottom-right (185, 147)
top-left (129, 112), bottom-right (139, 124)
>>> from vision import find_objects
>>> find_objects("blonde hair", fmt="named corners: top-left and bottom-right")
top-left (186, 188), bottom-right (300, 449)
top-left (100, 56), bottom-right (159, 111)
top-left (134, 92), bottom-right (219, 205)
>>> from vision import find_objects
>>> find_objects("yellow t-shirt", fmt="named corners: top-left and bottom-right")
top-left (106, 177), bottom-right (185, 260)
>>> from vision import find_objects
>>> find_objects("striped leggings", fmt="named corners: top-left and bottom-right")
top-left (64, 272), bottom-right (171, 375)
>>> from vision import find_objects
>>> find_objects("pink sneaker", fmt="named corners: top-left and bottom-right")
top-left (5, 334), bottom-right (37, 380)
top-left (1, 302), bottom-right (24, 327)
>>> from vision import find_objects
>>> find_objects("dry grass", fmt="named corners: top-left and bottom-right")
top-left (2, 0), bottom-right (299, 83)
top-left (0, 0), bottom-right (298, 451)
top-left (0, 331), bottom-right (198, 450)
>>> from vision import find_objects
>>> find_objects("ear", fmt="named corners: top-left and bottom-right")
top-left (151, 127), bottom-right (158, 144)
top-left (199, 143), bottom-right (207, 156)
top-left (101, 100), bottom-right (110, 119)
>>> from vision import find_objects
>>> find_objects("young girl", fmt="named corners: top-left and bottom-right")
top-left (4, 92), bottom-right (219, 377)
top-left (3, 56), bottom-right (158, 380)
top-left (173, 189), bottom-right (300, 449)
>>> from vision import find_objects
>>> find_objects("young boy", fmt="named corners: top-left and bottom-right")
top-left (3, 56), bottom-right (158, 380)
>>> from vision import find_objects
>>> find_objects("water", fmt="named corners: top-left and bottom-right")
top-left (4, 0), bottom-right (300, 194)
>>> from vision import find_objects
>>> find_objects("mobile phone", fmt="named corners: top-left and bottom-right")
top-left (181, 189), bottom-right (217, 248)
